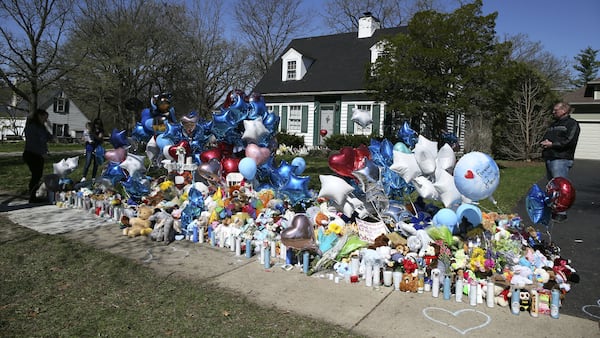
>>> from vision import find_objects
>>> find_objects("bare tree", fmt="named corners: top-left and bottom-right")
top-left (496, 73), bottom-right (552, 161)
top-left (0, 0), bottom-right (75, 114)
top-left (234, 0), bottom-right (309, 82)
top-left (322, 0), bottom-right (462, 33)
top-left (505, 33), bottom-right (571, 90)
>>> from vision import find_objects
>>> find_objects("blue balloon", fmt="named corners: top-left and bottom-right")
top-left (453, 152), bottom-right (500, 201)
top-left (188, 186), bottom-right (204, 207)
top-left (211, 110), bottom-right (237, 139)
top-left (455, 203), bottom-right (482, 227)
top-left (397, 121), bottom-right (418, 149)
top-left (270, 160), bottom-right (293, 189)
top-left (262, 112), bottom-right (280, 135)
top-left (239, 157), bottom-right (257, 180)
top-left (101, 161), bottom-right (127, 186)
top-left (291, 157), bottom-right (306, 175)
top-left (161, 122), bottom-right (183, 143)
top-left (110, 129), bottom-right (129, 148)
top-left (132, 122), bottom-right (152, 142)
top-left (155, 133), bottom-right (174, 150)
top-left (380, 139), bottom-right (394, 162)
top-left (433, 208), bottom-right (458, 232)
top-left (140, 108), bottom-right (154, 133)
top-left (121, 174), bottom-right (150, 198)
top-left (279, 173), bottom-right (311, 205)
top-left (526, 184), bottom-right (551, 225)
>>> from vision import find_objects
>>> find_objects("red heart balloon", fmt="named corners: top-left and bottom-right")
top-left (464, 170), bottom-right (475, 179)
top-left (319, 129), bottom-right (328, 137)
top-left (168, 140), bottom-right (191, 159)
top-left (217, 142), bottom-right (234, 158)
top-left (221, 157), bottom-right (241, 177)
top-left (328, 147), bottom-right (356, 178)
top-left (353, 144), bottom-right (371, 171)
top-left (200, 148), bottom-right (222, 163)
top-left (546, 177), bottom-right (576, 212)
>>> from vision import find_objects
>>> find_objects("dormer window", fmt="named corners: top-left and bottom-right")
top-left (54, 92), bottom-right (68, 114)
top-left (287, 61), bottom-right (297, 80)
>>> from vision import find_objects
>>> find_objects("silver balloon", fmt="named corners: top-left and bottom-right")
top-left (280, 213), bottom-right (319, 253)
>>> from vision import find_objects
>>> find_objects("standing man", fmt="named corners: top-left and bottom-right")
top-left (23, 109), bottom-right (53, 203)
top-left (540, 101), bottom-right (580, 222)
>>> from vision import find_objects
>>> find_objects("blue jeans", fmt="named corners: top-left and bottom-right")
top-left (545, 159), bottom-right (573, 180)
top-left (82, 149), bottom-right (98, 179)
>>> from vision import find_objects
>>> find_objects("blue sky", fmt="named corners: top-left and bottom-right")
top-left (299, 0), bottom-right (599, 64)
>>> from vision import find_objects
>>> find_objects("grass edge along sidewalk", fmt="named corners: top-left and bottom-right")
top-left (0, 215), bottom-right (363, 337)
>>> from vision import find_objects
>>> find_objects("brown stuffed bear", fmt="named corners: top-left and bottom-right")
top-left (123, 205), bottom-right (153, 237)
top-left (400, 273), bottom-right (419, 292)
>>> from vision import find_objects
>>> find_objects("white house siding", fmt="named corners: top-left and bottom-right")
top-left (45, 99), bottom-right (89, 140)
top-left (572, 112), bottom-right (600, 160)
top-left (0, 118), bottom-right (25, 139)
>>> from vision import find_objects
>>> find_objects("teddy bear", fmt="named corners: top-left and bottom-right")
top-left (400, 272), bottom-right (419, 292)
top-left (149, 208), bottom-right (176, 243)
top-left (123, 205), bottom-right (153, 237)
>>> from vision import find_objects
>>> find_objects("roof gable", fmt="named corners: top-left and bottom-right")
top-left (254, 26), bottom-right (407, 95)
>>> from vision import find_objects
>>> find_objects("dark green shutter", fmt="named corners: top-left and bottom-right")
top-left (301, 105), bottom-right (308, 133)
top-left (347, 104), bottom-right (355, 134)
top-left (281, 106), bottom-right (288, 132)
top-left (53, 99), bottom-right (57, 113)
top-left (372, 104), bottom-right (381, 135)
top-left (273, 106), bottom-right (279, 115)
top-left (64, 99), bottom-right (70, 114)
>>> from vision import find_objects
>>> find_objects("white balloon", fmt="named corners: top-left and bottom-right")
top-left (413, 176), bottom-right (438, 200)
top-left (413, 135), bottom-right (437, 175)
top-left (433, 168), bottom-right (462, 208)
top-left (318, 175), bottom-right (354, 205)
top-left (242, 119), bottom-right (269, 144)
top-left (390, 150), bottom-right (422, 182)
top-left (65, 156), bottom-right (79, 170)
top-left (53, 159), bottom-right (72, 177)
top-left (145, 136), bottom-right (159, 161)
top-left (351, 107), bottom-right (372, 128)
top-left (162, 145), bottom-right (174, 161)
top-left (436, 143), bottom-right (456, 171)
top-left (120, 153), bottom-right (146, 176)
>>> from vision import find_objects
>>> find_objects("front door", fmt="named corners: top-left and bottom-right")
top-left (319, 105), bottom-right (335, 145)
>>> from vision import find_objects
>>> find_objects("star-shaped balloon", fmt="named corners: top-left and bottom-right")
top-left (132, 122), bottom-right (152, 142)
top-left (248, 92), bottom-right (267, 120)
top-left (351, 107), bottom-right (373, 128)
top-left (280, 174), bottom-right (311, 205)
top-left (119, 153), bottom-right (146, 177)
top-left (352, 158), bottom-right (381, 192)
top-left (101, 161), bottom-right (127, 186)
top-left (390, 150), bottom-right (422, 183)
top-left (262, 112), bottom-right (280, 136)
top-left (109, 129), bottom-right (129, 148)
top-left (121, 173), bottom-right (150, 198)
top-left (270, 160), bottom-right (293, 189)
top-left (161, 122), bottom-right (184, 143)
top-left (318, 175), bottom-right (354, 205)
top-left (413, 135), bottom-right (438, 175)
top-left (65, 156), bottom-right (79, 171)
top-left (53, 159), bottom-right (72, 177)
top-left (211, 109), bottom-right (237, 139)
top-left (397, 121), bottom-right (418, 149)
top-left (242, 119), bottom-right (269, 144)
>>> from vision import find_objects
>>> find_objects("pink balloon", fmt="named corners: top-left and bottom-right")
top-left (105, 147), bottom-right (127, 163)
top-left (245, 144), bottom-right (271, 166)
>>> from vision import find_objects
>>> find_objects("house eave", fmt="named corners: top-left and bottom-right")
top-left (262, 90), bottom-right (371, 97)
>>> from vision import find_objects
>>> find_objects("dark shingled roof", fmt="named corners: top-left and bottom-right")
top-left (563, 78), bottom-right (600, 104)
top-left (254, 27), bottom-right (408, 95)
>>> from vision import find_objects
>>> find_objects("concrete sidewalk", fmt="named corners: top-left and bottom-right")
top-left (1, 199), bottom-right (598, 337)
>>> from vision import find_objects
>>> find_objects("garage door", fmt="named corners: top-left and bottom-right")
top-left (575, 121), bottom-right (600, 160)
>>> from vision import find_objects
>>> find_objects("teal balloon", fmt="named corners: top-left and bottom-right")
top-left (393, 142), bottom-right (411, 154)
top-left (239, 157), bottom-right (257, 180)
top-left (156, 133), bottom-right (174, 150)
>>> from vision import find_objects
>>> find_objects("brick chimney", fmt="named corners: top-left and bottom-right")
top-left (358, 12), bottom-right (380, 38)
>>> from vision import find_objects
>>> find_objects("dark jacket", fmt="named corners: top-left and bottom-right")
top-left (24, 119), bottom-right (53, 156)
top-left (542, 115), bottom-right (580, 161)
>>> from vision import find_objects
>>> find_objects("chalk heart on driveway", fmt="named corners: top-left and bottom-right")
top-left (582, 299), bottom-right (600, 320)
top-left (422, 307), bottom-right (491, 335)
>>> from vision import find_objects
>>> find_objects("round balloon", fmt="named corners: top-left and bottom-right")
top-left (238, 157), bottom-right (257, 180)
top-left (433, 208), bottom-right (458, 232)
top-left (545, 177), bottom-right (575, 213)
top-left (455, 203), bottom-right (482, 227)
top-left (291, 157), bottom-right (306, 175)
top-left (453, 152), bottom-right (500, 201)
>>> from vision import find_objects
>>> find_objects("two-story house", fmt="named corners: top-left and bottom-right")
top-left (253, 13), bottom-right (464, 149)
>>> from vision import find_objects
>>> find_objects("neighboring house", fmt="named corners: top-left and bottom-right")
top-left (0, 97), bottom-right (27, 140)
top-left (563, 78), bottom-right (600, 160)
top-left (9, 89), bottom-right (90, 142)
top-left (253, 13), bottom-right (465, 149)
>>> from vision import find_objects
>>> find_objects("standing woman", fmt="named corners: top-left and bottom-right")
top-left (23, 109), bottom-right (53, 203)
top-left (81, 118), bottom-right (105, 182)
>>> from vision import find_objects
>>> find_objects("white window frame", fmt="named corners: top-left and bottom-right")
top-left (288, 105), bottom-right (302, 132)
top-left (354, 104), bottom-right (373, 135)
top-left (287, 61), bottom-right (297, 80)
top-left (56, 97), bottom-right (66, 113)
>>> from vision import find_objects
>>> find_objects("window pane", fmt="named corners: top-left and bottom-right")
top-left (288, 105), bottom-right (302, 132)
top-left (287, 61), bottom-right (296, 80)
